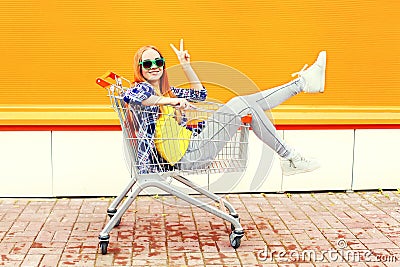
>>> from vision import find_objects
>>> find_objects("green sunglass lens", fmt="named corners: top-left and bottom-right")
top-left (155, 59), bottom-right (164, 67)
top-left (140, 58), bottom-right (165, 69)
top-left (141, 60), bottom-right (153, 69)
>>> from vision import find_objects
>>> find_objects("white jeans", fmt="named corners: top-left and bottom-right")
top-left (179, 78), bottom-right (304, 170)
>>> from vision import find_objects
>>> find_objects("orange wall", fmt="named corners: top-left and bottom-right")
top-left (1, 0), bottom-right (399, 107)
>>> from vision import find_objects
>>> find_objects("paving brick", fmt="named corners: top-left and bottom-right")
top-left (200, 240), bottom-right (219, 253)
top-left (28, 245), bottom-right (64, 256)
top-left (168, 241), bottom-right (200, 253)
top-left (113, 253), bottom-right (132, 266)
top-left (21, 254), bottom-right (43, 267)
top-left (0, 254), bottom-right (25, 266)
top-left (203, 251), bottom-right (241, 265)
top-left (93, 254), bottom-right (114, 267)
top-left (185, 252), bottom-right (204, 265)
top-left (167, 252), bottom-right (186, 266)
top-left (39, 254), bottom-right (62, 267)
top-left (63, 242), bottom-right (82, 254)
top-left (81, 241), bottom-right (104, 254)
top-left (59, 253), bottom-right (96, 266)
top-left (237, 251), bottom-right (260, 265)
top-left (131, 258), bottom-right (168, 266)
top-left (9, 241), bottom-right (32, 256)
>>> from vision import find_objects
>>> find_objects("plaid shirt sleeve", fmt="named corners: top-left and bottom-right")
top-left (170, 86), bottom-right (207, 101)
top-left (123, 83), bottom-right (154, 104)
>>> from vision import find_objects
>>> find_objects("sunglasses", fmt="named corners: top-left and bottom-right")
top-left (139, 58), bottom-right (165, 70)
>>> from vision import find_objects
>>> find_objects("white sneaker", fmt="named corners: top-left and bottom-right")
top-left (292, 51), bottom-right (326, 93)
top-left (281, 153), bottom-right (321, 176)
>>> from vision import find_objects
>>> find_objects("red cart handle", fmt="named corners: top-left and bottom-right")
top-left (96, 71), bottom-right (120, 88)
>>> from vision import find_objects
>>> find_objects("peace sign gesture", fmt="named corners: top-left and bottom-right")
top-left (170, 39), bottom-right (190, 65)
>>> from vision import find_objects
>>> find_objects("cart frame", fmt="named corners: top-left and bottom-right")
top-left (96, 71), bottom-right (252, 254)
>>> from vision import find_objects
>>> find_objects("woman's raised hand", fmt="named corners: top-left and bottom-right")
top-left (170, 39), bottom-right (203, 91)
top-left (170, 39), bottom-right (190, 65)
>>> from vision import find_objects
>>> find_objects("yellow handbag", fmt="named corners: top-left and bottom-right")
top-left (154, 105), bottom-right (192, 165)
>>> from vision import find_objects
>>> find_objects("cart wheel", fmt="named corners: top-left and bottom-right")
top-left (229, 232), bottom-right (242, 249)
top-left (99, 241), bottom-right (109, 255)
top-left (230, 214), bottom-right (240, 231)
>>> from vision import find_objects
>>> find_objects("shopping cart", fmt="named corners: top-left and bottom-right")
top-left (96, 71), bottom-right (253, 255)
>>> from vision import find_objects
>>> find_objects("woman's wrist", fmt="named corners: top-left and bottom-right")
top-left (181, 63), bottom-right (192, 70)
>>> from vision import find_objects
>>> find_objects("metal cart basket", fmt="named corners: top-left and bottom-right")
top-left (96, 72), bottom-right (252, 255)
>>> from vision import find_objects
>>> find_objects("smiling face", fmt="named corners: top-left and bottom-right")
top-left (141, 48), bottom-right (164, 86)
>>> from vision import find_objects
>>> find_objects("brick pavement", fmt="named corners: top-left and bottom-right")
top-left (1, 191), bottom-right (400, 266)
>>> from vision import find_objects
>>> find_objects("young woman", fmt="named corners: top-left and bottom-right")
top-left (124, 39), bottom-right (326, 176)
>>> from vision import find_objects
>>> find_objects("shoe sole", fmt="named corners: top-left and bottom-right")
top-left (318, 51), bottom-right (327, 93)
top-left (282, 164), bottom-right (321, 176)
